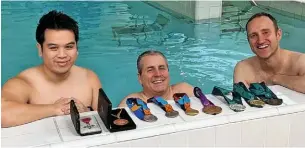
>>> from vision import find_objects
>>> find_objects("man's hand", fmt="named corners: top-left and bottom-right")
top-left (53, 97), bottom-right (73, 115)
top-left (54, 97), bottom-right (89, 115)
top-left (72, 98), bottom-right (89, 113)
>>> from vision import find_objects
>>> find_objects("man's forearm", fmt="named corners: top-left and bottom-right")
top-left (273, 74), bottom-right (305, 93)
top-left (1, 101), bottom-right (56, 128)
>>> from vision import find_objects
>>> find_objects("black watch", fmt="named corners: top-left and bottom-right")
top-left (87, 106), bottom-right (93, 111)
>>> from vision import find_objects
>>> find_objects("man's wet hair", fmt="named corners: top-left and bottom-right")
top-left (36, 10), bottom-right (79, 48)
top-left (246, 12), bottom-right (279, 32)
top-left (137, 50), bottom-right (168, 75)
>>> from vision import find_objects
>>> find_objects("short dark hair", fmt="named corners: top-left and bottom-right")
top-left (246, 12), bottom-right (279, 33)
top-left (36, 10), bottom-right (79, 47)
top-left (137, 50), bottom-right (168, 75)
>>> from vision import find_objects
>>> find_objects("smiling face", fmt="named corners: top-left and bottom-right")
top-left (38, 29), bottom-right (78, 74)
top-left (138, 54), bottom-right (170, 96)
top-left (247, 16), bottom-right (282, 59)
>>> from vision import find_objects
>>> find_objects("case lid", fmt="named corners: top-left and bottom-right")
top-left (97, 88), bottom-right (112, 130)
top-left (70, 100), bottom-right (81, 134)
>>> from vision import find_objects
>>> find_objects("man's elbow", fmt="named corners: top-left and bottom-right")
top-left (1, 111), bottom-right (16, 128)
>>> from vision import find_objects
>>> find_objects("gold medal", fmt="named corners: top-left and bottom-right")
top-left (185, 108), bottom-right (199, 116)
top-left (249, 99), bottom-right (265, 107)
top-left (202, 106), bottom-right (222, 115)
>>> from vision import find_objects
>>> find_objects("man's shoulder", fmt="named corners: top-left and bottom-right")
top-left (74, 65), bottom-right (98, 77)
top-left (233, 56), bottom-right (257, 84)
top-left (283, 49), bottom-right (305, 65)
top-left (124, 92), bottom-right (142, 99)
top-left (287, 50), bottom-right (305, 60)
top-left (172, 82), bottom-right (192, 88)
top-left (286, 50), bottom-right (305, 74)
top-left (73, 65), bottom-right (102, 87)
top-left (171, 82), bottom-right (193, 91)
top-left (72, 65), bottom-right (90, 73)
top-left (19, 66), bottom-right (40, 76)
top-left (2, 73), bottom-right (32, 94)
top-left (13, 66), bottom-right (40, 86)
top-left (118, 92), bottom-right (142, 107)
top-left (235, 56), bottom-right (256, 70)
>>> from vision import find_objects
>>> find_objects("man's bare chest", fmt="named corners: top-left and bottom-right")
top-left (29, 84), bottom-right (92, 105)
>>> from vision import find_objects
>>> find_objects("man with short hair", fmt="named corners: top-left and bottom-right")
top-left (1, 10), bottom-right (102, 127)
top-left (233, 12), bottom-right (305, 93)
top-left (118, 50), bottom-right (194, 107)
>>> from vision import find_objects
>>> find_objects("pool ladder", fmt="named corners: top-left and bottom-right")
top-left (221, 0), bottom-right (257, 34)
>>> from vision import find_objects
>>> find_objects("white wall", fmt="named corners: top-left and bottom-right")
top-left (145, 1), bottom-right (222, 22)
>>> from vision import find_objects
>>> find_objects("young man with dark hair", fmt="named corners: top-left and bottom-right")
top-left (234, 12), bottom-right (305, 93)
top-left (1, 10), bottom-right (102, 127)
top-left (118, 50), bottom-right (194, 107)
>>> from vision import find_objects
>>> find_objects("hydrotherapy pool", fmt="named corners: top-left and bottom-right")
top-left (1, 1), bottom-right (305, 107)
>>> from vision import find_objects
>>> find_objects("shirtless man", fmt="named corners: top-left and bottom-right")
top-left (233, 12), bottom-right (305, 93)
top-left (118, 50), bottom-right (194, 107)
top-left (1, 10), bottom-right (102, 127)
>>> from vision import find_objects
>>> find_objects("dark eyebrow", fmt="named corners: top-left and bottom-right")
top-left (47, 43), bottom-right (58, 46)
top-left (47, 42), bottom-right (75, 47)
top-left (66, 42), bottom-right (76, 45)
top-left (262, 29), bottom-right (270, 32)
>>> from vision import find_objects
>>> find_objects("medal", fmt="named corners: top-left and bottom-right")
top-left (165, 110), bottom-right (179, 118)
top-left (249, 99), bottom-right (265, 107)
top-left (173, 93), bottom-right (199, 116)
top-left (184, 102), bottom-right (199, 116)
top-left (142, 108), bottom-right (158, 122)
top-left (229, 104), bottom-right (246, 112)
top-left (112, 108), bottom-right (129, 126)
top-left (185, 108), bottom-right (199, 116)
top-left (148, 97), bottom-right (179, 118)
top-left (266, 98), bottom-right (283, 105)
top-left (113, 119), bottom-right (129, 126)
top-left (143, 114), bottom-right (158, 122)
top-left (202, 106), bottom-right (222, 115)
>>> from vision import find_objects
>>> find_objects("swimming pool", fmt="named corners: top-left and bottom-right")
top-left (1, 1), bottom-right (305, 107)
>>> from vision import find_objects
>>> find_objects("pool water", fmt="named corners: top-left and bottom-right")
top-left (1, 1), bottom-right (305, 107)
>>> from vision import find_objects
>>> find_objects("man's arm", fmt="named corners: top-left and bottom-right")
top-left (272, 54), bottom-right (305, 93)
top-left (233, 61), bottom-right (252, 87)
top-left (175, 82), bottom-right (194, 97)
top-left (118, 93), bottom-right (139, 108)
top-left (87, 70), bottom-right (102, 111)
top-left (1, 77), bottom-right (63, 127)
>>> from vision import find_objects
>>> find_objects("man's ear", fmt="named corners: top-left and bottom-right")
top-left (137, 73), bottom-right (142, 85)
top-left (277, 28), bottom-right (282, 41)
top-left (37, 43), bottom-right (42, 57)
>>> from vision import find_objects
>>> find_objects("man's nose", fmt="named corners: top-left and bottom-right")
top-left (154, 69), bottom-right (162, 76)
top-left (257, 34), bottom-right (265, 44)
top-left (57, 49), bottom-right (67, 57)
